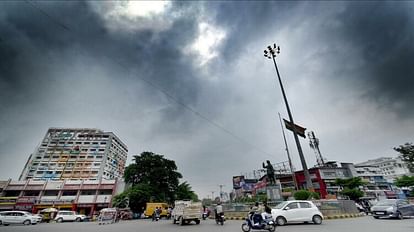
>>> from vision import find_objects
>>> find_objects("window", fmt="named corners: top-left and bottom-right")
top-left (23, 191), bottom-right (40, 196)
top-left (80, 190), bottom-right (96, 195)
top-left (44, 190), bottom-right (59, 196)
top-left (62, 190), bottom-right (77, 196)
top-left (286, 202), bottom-right (298, 209)
top-left (299, 202), bottom-right (312, 208)
top-left (98, 189), bottom-right (112, 195)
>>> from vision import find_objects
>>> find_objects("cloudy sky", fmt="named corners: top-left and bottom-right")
top-left (1, 1), bottom-right (413, 199)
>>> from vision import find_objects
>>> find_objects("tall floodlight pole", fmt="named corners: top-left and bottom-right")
top-left (264, 44), bottom-right (313, 190)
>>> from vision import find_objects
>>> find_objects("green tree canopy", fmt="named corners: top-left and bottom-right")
top-left (394, 143), bottom-right (414, 173)
top-left (127, 183), bottom-right (152, 212)
top-left (175, 181), bottom-right (199, 201)
top-left (112, 192), bottom-right (129, 208)
top-left (334, 177), bottom-right (364, 189)
top-left (340, 188), bottom-right (364, 201)
top-left (335, 177), bottom-right (365, 200)
top-left (394, 175), bottom-right (414, 188)
top-left (123, 151), bottom-right (184, 205)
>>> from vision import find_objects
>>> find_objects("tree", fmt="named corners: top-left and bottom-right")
top-left (334, 177), bottom-right (364, 189)
top-left (340, 188), bottom-right (364, 201)
top-left (112, 192), bottom-right (129, 208)
top-left (394, 175), bottom-right (414, 188)
top-left (127, 184), bottom-right (152, 213)
top-left (335, 177), bottom-right (364, 200)
top-left (394, 143), bottom-right (414, 173)
top-left (123, 151), bottom-right (183, 204)
top-left (175, 181), bottom-right (199, 201)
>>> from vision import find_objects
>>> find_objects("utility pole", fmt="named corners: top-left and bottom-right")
top-left (264, 44), bottom-right (313, 190)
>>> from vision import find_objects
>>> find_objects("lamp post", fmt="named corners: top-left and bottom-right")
top-left (264, 44), bottom-right (313, 190)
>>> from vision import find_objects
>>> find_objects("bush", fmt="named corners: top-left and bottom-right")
top-left (294, 190), bottom-right (319, 200)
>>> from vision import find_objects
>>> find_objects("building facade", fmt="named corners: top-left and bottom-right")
top-left (19, 128), bottom-right (128, 181)
top-left (0, 179), bottom-right (124, 216)
top-left (357, 157), bottom-right (411, 183)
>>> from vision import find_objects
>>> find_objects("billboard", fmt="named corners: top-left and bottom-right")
top-left (233, 176), bottom-right (245, 189)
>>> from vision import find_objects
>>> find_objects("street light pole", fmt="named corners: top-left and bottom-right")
top-left (264, 44), bottom-right (313, 190)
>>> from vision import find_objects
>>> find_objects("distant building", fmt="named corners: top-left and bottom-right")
top-left (19, 128), bottom-right (128, 181)
top-left (295, 162), bottom-right (355, 199)
top-left (0, 179), bottom-right (124, 215)
top-left (354, 164), bottom-right (387, 185)
top-left (357, 157), bottom-right (411, 183)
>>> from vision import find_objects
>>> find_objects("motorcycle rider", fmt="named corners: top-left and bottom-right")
top-left (249, 202), bottom-right (263, 226)
top-left (261, 202), bottom-right (272, 221)
top-left (215, 202), bottom-right (224, 223)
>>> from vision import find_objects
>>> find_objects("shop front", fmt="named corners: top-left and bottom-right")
top-left (33, 199), bottom-right (76, 213)
top-left (0, 197), bottom-right (17, 211)
top-left (77, 203), bottom-right (94, 216)
top-left (15, 196), bottom-right (37, 213)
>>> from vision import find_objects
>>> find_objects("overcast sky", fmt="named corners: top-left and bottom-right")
top-left (1, 1), bottom-right (413, 199)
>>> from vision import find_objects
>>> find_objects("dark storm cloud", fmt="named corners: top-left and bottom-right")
top-left (335, 2), bottom-right (414, 118)
top-left (207, 1), bottom-right (414, 118)
top-left (0, 1), bottom-right (202, 123)
top-left (206, 2), bottom-right (295, 61)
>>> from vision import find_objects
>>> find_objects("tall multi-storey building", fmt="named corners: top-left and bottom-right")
top-left (19, 128), bottom-right (128, 181)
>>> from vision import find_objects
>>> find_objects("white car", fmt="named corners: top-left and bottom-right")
top-left (29, 213), bottom-right (43, 223)
top-left (0, 211), bottom-right (38, 226)
top-left (271, 200), bottom-right (324, 226)
top-left (54, 211), bottom-right (86, 222)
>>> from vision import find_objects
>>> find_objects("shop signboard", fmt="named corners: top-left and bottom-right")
top-left (0, 197), bottom-right (18, 204)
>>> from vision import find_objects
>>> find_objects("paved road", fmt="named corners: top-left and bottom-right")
top-left (1, 217), bottom-right (413, 232)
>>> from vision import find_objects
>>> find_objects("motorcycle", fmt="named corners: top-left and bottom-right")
top-left (215, 212), bottom-right (225, 225)
top-left (202, 210), bottom-right (210, 220)
top-left (241, 213), bottom-right (276, 232)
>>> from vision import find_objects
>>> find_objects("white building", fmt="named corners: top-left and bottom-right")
top-left (19, 128), bottom-right (128, 181)
top-left (357, 157), bottom-right (411, 183)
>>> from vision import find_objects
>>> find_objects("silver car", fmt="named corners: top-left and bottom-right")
top-left (371, 199), bottom-right (414, 219)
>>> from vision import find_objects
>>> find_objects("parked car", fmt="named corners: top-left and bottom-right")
top-left (0, 211), bottom-right (38, 226)
top-left (54, 210), bottom-right (86, 222)
top-left (271, 200), bottom-right (324, 226)
top-left (371, 199), bottom-right (414, 219)
top-left (29, 213), bottom-right (43, 223)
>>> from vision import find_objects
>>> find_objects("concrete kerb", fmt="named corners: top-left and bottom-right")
top-left (223, 213), bottom-right (365, 221)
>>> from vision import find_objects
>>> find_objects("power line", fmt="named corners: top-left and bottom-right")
top-left (24, 1), bottom-right (276, 158)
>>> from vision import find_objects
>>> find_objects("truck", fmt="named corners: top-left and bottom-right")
top-left (172, 200), bottom-right (202, 225)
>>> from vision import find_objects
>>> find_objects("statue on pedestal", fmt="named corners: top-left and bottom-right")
top-left (263, 160), bottom-right (276, 185)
